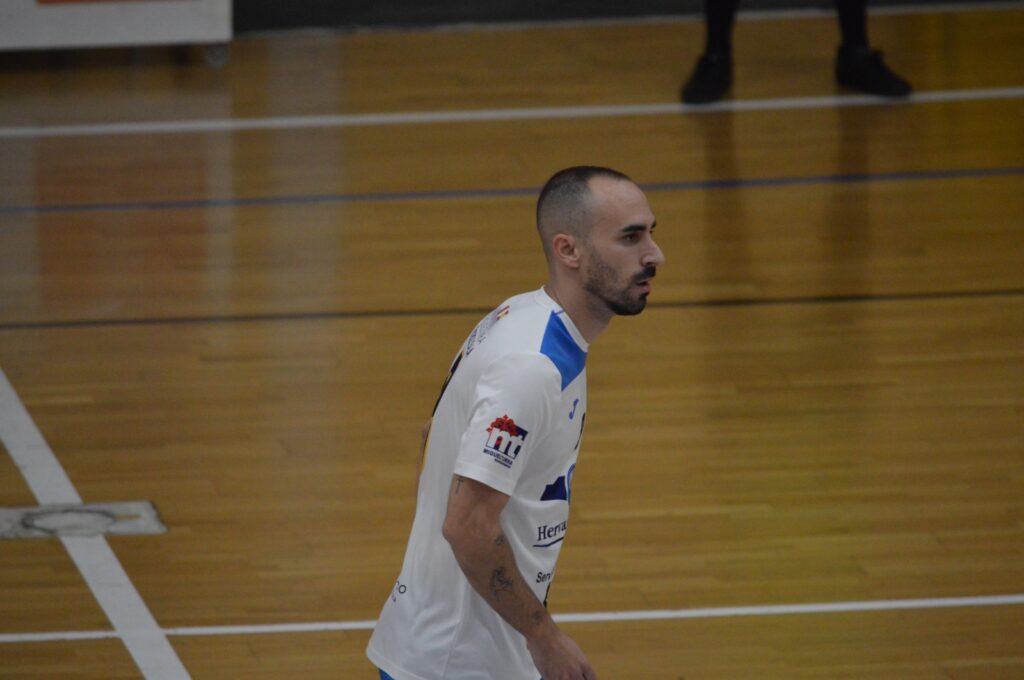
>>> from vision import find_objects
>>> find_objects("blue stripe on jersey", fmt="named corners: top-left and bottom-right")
top-left (540, 312), bottom-right (587, 390)
top-left (540, 475), bottom-right (569, 501)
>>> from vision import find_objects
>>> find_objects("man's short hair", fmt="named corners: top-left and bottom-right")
top-left (536, 166), bottom-right (633, 259)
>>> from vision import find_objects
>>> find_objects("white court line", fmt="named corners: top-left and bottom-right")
top-left (2, 593), bottom-right (1022, 643)
top-left (0, 630), bottom-right (121, 643)
top-left (552, 593), bottom-right (1024, 623)
top-left (1, 87), bottom-right (1022, 140)
top-left (0, 367), bottom-right (189, 679)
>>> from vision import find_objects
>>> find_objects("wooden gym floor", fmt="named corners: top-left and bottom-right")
top-left (1, 5), bottom-right (1022, 679)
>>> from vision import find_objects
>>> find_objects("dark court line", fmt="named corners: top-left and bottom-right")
top-left (1, 166), bottom-right (1021, 217)
top-left (2, 287), bottom-right (1021, 333)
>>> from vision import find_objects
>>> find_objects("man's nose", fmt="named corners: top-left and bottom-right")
top-left (643, 237), bottom-right (665, 267)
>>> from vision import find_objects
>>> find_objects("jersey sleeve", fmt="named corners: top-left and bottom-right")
top-left (453, 352), bottom-right (561, 496)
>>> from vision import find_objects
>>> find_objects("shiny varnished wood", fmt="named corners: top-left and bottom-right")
top-left (0, 9), bottom-right (1020, 126)
top-left (1, 6), bottom-right (1022, 679)
top-left (2, 166), bottom-right (1022, 324)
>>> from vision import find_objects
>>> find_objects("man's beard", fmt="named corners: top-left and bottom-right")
top-left (583, 252), bottom-right (656, 317)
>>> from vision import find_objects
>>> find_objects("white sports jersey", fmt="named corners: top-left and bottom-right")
top-left (367, 288), bottom-right (589, 680)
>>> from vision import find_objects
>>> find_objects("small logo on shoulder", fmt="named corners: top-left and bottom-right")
top-left (465, 304), bottom-right (511, 356)
top-left (483, 415), bottom-right (528, 468)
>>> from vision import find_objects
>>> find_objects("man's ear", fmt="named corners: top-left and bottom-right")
top-left (551, 233), bottom-right (581, 270)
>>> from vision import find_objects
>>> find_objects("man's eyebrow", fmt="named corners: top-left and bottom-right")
top-left (621, 221), bottom-right (656, 234)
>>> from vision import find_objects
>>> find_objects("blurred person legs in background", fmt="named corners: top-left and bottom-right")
top-left (681, 0), bottom-right (912, 104)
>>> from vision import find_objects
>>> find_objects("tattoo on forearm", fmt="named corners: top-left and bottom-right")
top-left (490, 566), bottom-right (515, 600)
top-left (494, 533), bottom-right (507, 548)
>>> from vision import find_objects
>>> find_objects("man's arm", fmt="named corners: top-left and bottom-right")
top-left (441, 474), bottom-right (597, 680)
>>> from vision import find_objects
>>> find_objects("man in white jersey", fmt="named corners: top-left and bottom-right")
top-left (367, 166), bottom-right (664, 680)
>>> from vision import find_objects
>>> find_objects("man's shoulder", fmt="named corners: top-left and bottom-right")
top-left (498, 288), bottom-right (554, 326)
top-left (469, 289), bottom-right (586, 391)
top-left (464, 290), bottom-right (551, 355)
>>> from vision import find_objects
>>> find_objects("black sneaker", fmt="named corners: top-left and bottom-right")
top-left (835, 46), bottom-right (912, 98)
top-left (681, 53), bottom-right (732, 104)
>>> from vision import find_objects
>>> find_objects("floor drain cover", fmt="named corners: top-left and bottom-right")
top-left (0, 501), bottom-right (166, 539)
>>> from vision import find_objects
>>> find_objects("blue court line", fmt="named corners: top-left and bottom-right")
top-left (1, 287), bottom-right (1021, 333)
top-left (0, 166), bottom-right (1021, 218)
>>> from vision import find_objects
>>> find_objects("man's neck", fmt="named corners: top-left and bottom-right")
top-left (543, 282), bottom-right (610, 344)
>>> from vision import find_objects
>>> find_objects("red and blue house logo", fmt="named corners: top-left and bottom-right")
top-left (483, 415), bottom-right (528, 469)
